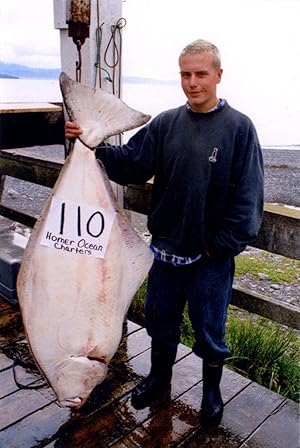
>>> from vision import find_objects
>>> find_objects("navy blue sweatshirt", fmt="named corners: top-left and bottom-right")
top-left (96, 101), bottom-right (264, 258)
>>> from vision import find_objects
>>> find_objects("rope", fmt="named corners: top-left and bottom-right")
top-left (94, 0), bottom-right (126, 99)
top-left (4, 340), bottom-right (47, 390)
top-left (13, 359), bottom-right (47, 390)
top-left (78, 136), bottom-right (96, 151)
top-left (103, 18), bottom-right (127, 96)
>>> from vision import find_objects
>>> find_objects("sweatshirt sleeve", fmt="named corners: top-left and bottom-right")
top-left (209, 123), bottom-right (264, 257)
top-left (95, 125), bottom-right (156, 185)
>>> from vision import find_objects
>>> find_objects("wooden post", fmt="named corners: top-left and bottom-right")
top-left (53, 0), bottom-right (123, 92)
top-left (53, 0), bottom-right (125, 204)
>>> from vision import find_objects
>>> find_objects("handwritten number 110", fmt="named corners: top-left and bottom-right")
top-left (59, 202), bottom-right (105, 238)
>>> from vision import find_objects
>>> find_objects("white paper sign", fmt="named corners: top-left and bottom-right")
top-left (40, 196), bottom-right (116, 258)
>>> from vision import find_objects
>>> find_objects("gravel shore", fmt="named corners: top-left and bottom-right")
top-left (262, 148), bottom-right (300, 207)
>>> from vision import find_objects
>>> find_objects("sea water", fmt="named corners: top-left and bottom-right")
top-left (0, 78), bottom-right (299, 147)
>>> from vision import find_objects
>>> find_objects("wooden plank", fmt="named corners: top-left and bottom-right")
top-left (254, 204), bottom-right (300, 260)
top-left (45, 381), bottom-right (155, 446)
top-left (0, 388), bottom-right (53, 431)
top-left (0, 365), bottom-right (43, 399)
top-left (263, 202), bottom-right (300, 219)
top-left (42, 350), bottom-right (191, 447)
top-left (231, 285), bottom-right (300, 330)
top-left (124, 187), bottom-right (300, 260)
top-left (6, 354), bottom-right (147, 447)
top-left (114, 333), bottom-right (190, 385)
top-left (0, 109), bottom-right (64, 149)
top-left (0, 319), bottom-right (298, 448)
top-left (177, 382), bottom-right (286, 447)
top-left (0, 205), bottom-right (37, 228)
top-left (0, 147), bottom-right (64, 163)
top-left (0, 327), bottom-right (153, 447)
top-left (0, 368), bottom-right (20, 398)
top-left (218, 382), bottom-right (286, 438)
top-left (1, 154), bottom-right (299, 262)
top-left (0, 103), bottom-right (62, 114)
top-left (240, 399), bottom-right (300, 448)
top-left (111, 327), bottom-right (151, 367)
top-left (0, 402), bottom-right (70, 448)
top-left (123, 369), bottom-right (248, 447)
top-left (0, 148), bottom-right (63, 187)
top-left (116, 368), bottom-right (251, 447)
top-left (48, 353), bottom-right (203, 447)
top-left (0, 353), bottom-right (13, 371)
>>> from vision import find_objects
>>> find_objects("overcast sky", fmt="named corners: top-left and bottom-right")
top-left (1, 0), bottom-right (299, 78)
top-left (0, 0), bottom-right (59, 68)
top-left (0, 0), bottom-right (299, 145)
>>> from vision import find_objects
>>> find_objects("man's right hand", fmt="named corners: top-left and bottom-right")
top-left (65, 121), bottom-right (82, 140)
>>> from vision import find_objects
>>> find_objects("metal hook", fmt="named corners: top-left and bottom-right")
top-left (75, 39), bottom-right (82, 82)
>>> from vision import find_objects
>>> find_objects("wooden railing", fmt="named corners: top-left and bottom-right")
top-left (0, 103), bottom-right (299, 329)
top-left (124, 186), bottom-right (300, 329)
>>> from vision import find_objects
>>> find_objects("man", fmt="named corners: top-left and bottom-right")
top-left (65, 39), bottom-right (264, 426)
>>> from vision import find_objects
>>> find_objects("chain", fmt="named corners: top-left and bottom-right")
top-left (75, 39), bottom-right (83, 83)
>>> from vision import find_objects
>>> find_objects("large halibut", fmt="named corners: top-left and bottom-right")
top-left (17, 72), bottom-right (153, 408)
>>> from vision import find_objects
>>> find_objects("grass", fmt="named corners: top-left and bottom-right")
top-left (128, 273), bottom-right (300, 403)
top-left (235, 250), bottom-right (300, 283)
top-left (177, 305), bottom-right (300, 402)
top-left (128, 280), bottom-right (147, 327)
top-left (225, 317), bottom-right (300, 402)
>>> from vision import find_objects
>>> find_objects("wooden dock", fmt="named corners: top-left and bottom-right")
top-left (0, 297), bottom-right (298, 448)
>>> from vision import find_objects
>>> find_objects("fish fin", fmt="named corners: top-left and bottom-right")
top-left (59, 72), bottom-right (151, 147)
top-left (95, 162), bottom-right (153, 302)
top-left (118, 210), bottom-right (154, 306)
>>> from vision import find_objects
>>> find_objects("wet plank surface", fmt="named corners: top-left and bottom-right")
top-left (0, 297), bottom-right (298, 448)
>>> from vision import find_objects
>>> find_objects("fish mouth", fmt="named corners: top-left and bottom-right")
top-left (55, 356), bottom-right (109, 409)
top-left (58, 397), bottom-right (83, 408)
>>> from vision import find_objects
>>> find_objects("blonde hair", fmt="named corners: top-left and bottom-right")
top-left (180, 39), bottom-right (221, 69)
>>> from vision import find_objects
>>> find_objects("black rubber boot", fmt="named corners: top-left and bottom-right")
top-left (201, 360), bottom-right (224, 427)
top-left (131, 344), bottom-right (177, 409)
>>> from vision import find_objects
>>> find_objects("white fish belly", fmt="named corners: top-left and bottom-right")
top-left (17, 140), bottom-right (153, 407)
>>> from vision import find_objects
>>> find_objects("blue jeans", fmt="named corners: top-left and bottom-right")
top-left (145, 255), bottom-right (235, 361)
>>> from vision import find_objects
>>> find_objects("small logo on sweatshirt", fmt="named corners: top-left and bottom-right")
top-left (209, 147), bottom-right (218, 163)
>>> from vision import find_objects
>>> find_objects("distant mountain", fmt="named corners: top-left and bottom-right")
top-left (0, 62), bottom-right (60, 79)
top-left (0, 61), bottom-right (178, 84)
top-left (0, 73), bottom-right (18, 79)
